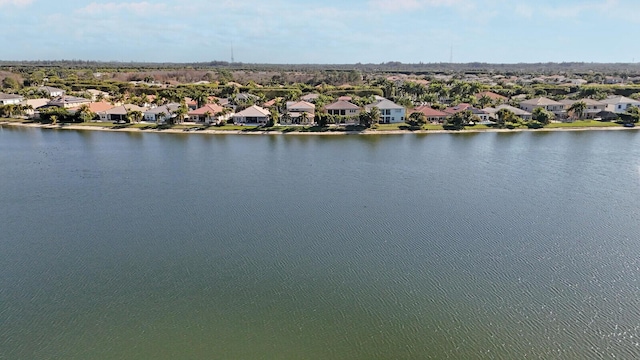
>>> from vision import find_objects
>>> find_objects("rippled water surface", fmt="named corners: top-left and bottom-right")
top-left (2, 127), bottom-right (640, 359)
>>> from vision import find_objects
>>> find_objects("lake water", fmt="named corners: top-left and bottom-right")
top-left (2, 126), bottom-right (640, 359)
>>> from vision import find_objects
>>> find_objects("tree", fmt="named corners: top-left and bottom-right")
top-left (173, 103), bottom-right (188, 124)
top-left (268, 108), bottom-right (279, 127)
top-left (444, 110), bottom-right (478, 130)
top-left (407, 112), bottom-right (427, 127)
top-left (359, 107), bottom-right (380, 128)
top-left (129, 110), bottom-right (143, 123)
top-left (495, 108), bottom-right (517, 128)
top-left (567, 101), bottom-right (586, 121)
top-left (157, 111), bottom-right (167, 124)
top-left (623, 106), bottom-right (640, 124)
top-left (532, 107), bottom-right (554, 125)
top-left (75, 104), bottom-right (95, 123)
top-left (2, 77), bottom-right (20, 90)
top-left (203, 110), bottom-right (213, 124)
top-left (478, 95), bottom-right (493, 109)
top-left (191, 90), bottom-right (208, 108)
top-left (299, 112), bottom-right (310, 125)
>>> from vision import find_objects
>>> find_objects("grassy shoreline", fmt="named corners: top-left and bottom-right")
top-left (0, 118), bottom-right (635, 135)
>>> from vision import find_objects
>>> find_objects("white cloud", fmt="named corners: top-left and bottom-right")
top-left (77, 2), bottom-right (168, 16)
top-left (369, 0), bottom-right (464, 11)
top-left (0, 0), bottom-right (33, 7)
top-left (514, 4), bottom-right (533, 18)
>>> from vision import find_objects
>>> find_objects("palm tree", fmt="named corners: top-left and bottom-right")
top-left (568, 101), bottom-right (587, 121)
top-left (192, 91), bottom-right (208, 108)
top-left (532, 107), bottom-right (554, 125)
top-left (496, 108), bottom-right (517, 128)
top-left (76, 104), bottom-right (94, 123)
top-left (299, 112), bottom-right (309, 125)
top-left (157, 112), bottom-right (166, 124)
top-left (203, 110), bottom-right (212, 124)
top-left (478, 95), bottom-right (493, 109)
top-left (368, 106), bottom-right (381, 125)
top-left (129, 110), bottom-right (143, 123)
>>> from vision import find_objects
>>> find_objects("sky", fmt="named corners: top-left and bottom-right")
top-left (1, 0), bottom-right (639, 64)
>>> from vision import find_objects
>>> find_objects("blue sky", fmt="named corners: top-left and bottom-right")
top-left (1, 0), bottom-right (639, 64)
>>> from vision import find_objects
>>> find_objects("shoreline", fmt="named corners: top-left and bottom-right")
top-left (1, 120), bottom-right (639, 136)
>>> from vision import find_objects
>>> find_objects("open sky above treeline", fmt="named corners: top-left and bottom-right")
top-left (2, 0), bottom-right (639, 64)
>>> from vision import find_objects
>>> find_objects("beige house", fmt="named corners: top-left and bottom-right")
top-left (232, 105), bottom-right (270, 125)
top-left (188, 103), bottom-right (231, 124)
top-left (0, 93), bottom-right (24, 105)
top-left (325, 100), bottom-right (360, 123)
top-left (47, 96), bottom-right (92, 109)
top-left (560, 99), bottom-right (606, 119)
top-left (283, 100), bottom-right (315, 125)
top-left (519, 97), bottom-right (566, 118)
top-left (601, 96), bottom-right (640, 114)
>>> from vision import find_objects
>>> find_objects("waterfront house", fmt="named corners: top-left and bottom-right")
top-left (68, 101), bottom-right (114, 120)
top-left (601, 96), bottom-right (640, 114)
top-left (486, 104), bottom-right (533, 121)
top-left (188, 103), bottom-right (230, 124)
top-left (47, 96), bottom-right (92, 109)
top-left (411, 106), bottom-right (448, 123)
top-left (519, 97), bottom-right (566, 118)
top-left (100, 104), bottom-right (147, 123)
top-left (232, 105), bottom-right (270, 125)
top-left (37, 86), bottom-right (65, 97)
top-left (143, 103), bottom-right (180, 123)
top-left (559, 99), bottom-right (606, 119)
top-left (443, 103), bottom-right (473, 115)
top-left (365, 98), bottom-right (405, 123)
top-left (282, 100), bottom-right (316, 125)
top-left (0, 92), bottom-right (24, 105)
top-left (325, 100), bottom-right (360, 122)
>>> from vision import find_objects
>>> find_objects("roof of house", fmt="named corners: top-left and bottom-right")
top-left (145, 103), bottom-right (180, 114)
top-left (325, 100), bottom-right (360, 110)
top-left (69, 101), bottom-right (114, 113)
top-left (601, 96), bottom-right (640, 105)
top-left (0, 92), bottom-right (24, 100)
top-left (365, 99), bottom-right (404, 110)
top-left (286, 100), bottom-right (315, 111)
top-left (188, 103), bottom-right (225, 116)
top-left (337, 96), bottom-right (352, 101)
top-left (412, 106), bottom-right (448, 117)
top-left (301, 93), bottom-right (320, 101)
top-left (25, 98), bottom-right (49, 108)
top-left (519, 97), bottom-right (564, 106)
top-left (105, 104), bottom-right (147, 115)
top-left (475, 91), bottom-right (507, 100)
top-left (48, 96), bottom-right (91, 106)
top-left (38, 86), bottom-right (65, 94)
top-left (234, 105), bottom-right (270, 117)
top-left (495, 104), bottom-right (532, 116)
top-left (559, 99), bottom-right (605, 106)
top-left (443, 103), bottom-right (472, 114)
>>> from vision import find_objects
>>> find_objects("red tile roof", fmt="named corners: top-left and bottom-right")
top-left (188, 103), bottom-right (225, 116)
top-left (412, 106), bottom-right (448, 117)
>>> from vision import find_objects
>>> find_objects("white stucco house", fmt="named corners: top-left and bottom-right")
top-left (601, 96), bottom-right (640, 114)
top-left (0, 93), bottom-right (24, 105)
top-left (232, 105), bottom-right (270, 125)
top-left (519, 97), bottom-right (566, 118)
top-left (365, 98), bottom-right (405, 123)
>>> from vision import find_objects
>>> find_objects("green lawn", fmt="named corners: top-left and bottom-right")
top-left (546, 120), bottom-right (621, 128)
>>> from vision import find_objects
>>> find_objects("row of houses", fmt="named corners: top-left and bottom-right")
top-left (3, 86), bottom-right (639, 126)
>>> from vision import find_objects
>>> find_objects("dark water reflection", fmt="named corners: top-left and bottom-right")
top-left (1, 127), bottom-right (640, 359)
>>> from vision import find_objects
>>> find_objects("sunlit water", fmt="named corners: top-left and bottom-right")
top-left (2, 126), bottom-right (640, 359)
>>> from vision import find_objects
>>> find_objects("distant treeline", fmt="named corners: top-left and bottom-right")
top-left (2, 60), bottom-right (640, 76)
